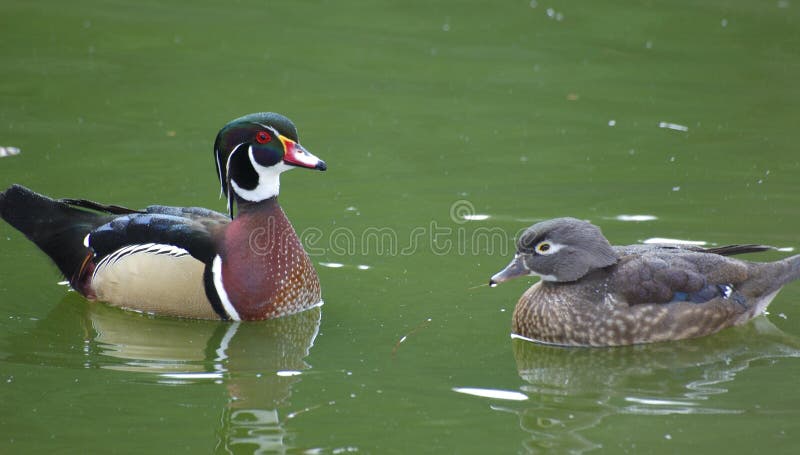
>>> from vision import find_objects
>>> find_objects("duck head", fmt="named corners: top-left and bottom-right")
top-left (214, 112), bottom-right (326, 216)
top-left (490, 217), bottom-right (618, 285)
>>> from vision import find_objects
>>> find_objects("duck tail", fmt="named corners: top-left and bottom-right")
top-left (778, 254), bottom-right (800, 287)
top-left (0, 185), bottom-right (109, 281)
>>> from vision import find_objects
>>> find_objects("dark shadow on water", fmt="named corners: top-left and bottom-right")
top-left (502, 318), bottom-right (800, 454)
top-left (2, 293), bottom-right (321, 453)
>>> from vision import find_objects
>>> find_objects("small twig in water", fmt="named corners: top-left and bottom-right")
top-left (391, 318), bottom-right (432, 357)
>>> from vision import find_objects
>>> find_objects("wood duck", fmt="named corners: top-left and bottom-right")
top-left (0, 112), bottom-right (326, 321)
top-left (490, 217), bottom-right (800, 346)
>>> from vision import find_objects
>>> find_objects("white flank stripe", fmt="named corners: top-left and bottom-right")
top-left (212, 255), bottom-right (241, 321)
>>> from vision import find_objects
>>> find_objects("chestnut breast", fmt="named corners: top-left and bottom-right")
top-left (218, 200), bottom-right (321, 320)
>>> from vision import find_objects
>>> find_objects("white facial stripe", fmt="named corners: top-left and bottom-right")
top-left (223, 142), bottom-right (247, 210)
top-left (212, 255), bottom-right (242, 321)
top-left (224, 142), bottom-right (248, 178)
top-left (215, 147), bottom-right (225, 197)
top-left (253, 123), bottom-right (279, 135)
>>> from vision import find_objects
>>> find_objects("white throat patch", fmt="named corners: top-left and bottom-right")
top-left (229, 145), bottom-right (293, 202)
top-left (533, 272), bottom-right (560, 282)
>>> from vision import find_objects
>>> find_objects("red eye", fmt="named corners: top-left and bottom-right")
top-left (255, 131), bottom-right (271, 144)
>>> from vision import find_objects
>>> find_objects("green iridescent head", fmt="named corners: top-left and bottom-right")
top-left (213, 112), bottom-right (326, 216)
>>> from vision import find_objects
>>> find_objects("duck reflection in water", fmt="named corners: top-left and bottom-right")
top-left (494, 318), bottom-right (800, 454)
top-left (19, 295), bottom-right (322, 454)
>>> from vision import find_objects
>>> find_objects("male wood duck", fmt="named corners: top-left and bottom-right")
top-left (490, 217), bottom-right (800, 346)
top-left (0, 112), bottom-right (326, 321)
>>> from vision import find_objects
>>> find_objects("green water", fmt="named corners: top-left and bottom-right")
top-left (2, 0), bottom-right (800, 453)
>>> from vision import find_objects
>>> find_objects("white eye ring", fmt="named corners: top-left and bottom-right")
top-left (535, 241), bottom-right (563, 255)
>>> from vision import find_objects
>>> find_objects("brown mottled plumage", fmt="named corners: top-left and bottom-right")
top-left (491, 217), bottom-right (800, 346)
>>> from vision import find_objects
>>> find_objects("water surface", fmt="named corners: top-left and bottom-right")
top-left (2, 0), bottom-right (800, 453)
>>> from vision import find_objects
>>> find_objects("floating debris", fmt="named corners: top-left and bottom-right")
top-left (276, 370), bottom-right (302, 377)
top-left (452, 387), bottom-right (529, 402)
top-left (319, 262), bottom-right (372, 271)
top-left (392, 318), bottom-right (432, 357)
top-left (615, 214), bottom-right (658, 222)
top-left (462, 214), bottom-right (490, 221)
top-left (0, 146), bottom-right (21, 158)
top-left (659, 122), bottom-right (689, 132)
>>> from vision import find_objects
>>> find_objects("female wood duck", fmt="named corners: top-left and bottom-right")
top-left (0, 112), bottom-right (326, 321)
top-left (490, 217), bottom-right (800, 346)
